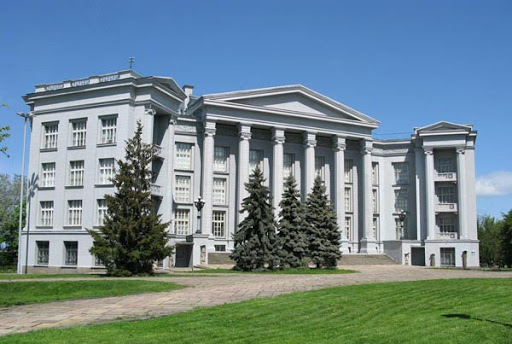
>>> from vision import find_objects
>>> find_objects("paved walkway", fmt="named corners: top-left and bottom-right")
top-left (1, 266), bottom-right (511, 336)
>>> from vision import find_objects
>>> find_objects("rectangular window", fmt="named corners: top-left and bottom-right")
top-left (36, 241), bottom-right (49, 265)
top-left (437, 186), bottom-right (455, 204)
top-left (395, 217), bottom-right (409, 239)
top-left (345, 160), bottom-right (353, 183)
top-left (41, 163), bottom-right (56, 187)
top-left (68, 200), bottom-right (83, 226)
top-left (393, 162), bottom-right (409, 185)
top-left (94, 256), bottom-right (104, 267)
top-left (315, 156), bottom-right (325, 181)
top-left (64, 241), bottom-right (78, 266)
top-left (283, 153), bottom-right (294, 179)
top-left (40, 201), bottom-right (54, 226)
top-left (372, 217), bottom-right (378, 239)
top-left (101, 117), bottom-right (117, 144)
top-left (213, 178), bottom-right (227, 205)
top-left (97, 199), bottom-right (107, 225)
top-left (372, 189), bottom-right (378, 213)
top-left (174, 209), bottom-right (190, 235)
top-left (436, 158), bottom-right (455, 173)
top-left (214, 146), bottom-right (229, 172)
top-left (175, 175), bottom-right (191, 203)
top-left (440, 247), bottom-right (456, 267)
top-left (71, 120), bottom-right (87, 147)
top-left (98, 158), bottom-right (115, 184)
top-left (175, 143), bottom-right (192, 170)
top-left (394, 189), bottom-right (408, 212)
top-left (212, 211), bottom-right (226, 238)
top-left (439, 215), bottom-right (456, 233)
top-left (344, 187), bottom-right (352, 212)
top-left (42, 123), bottom-right (58, 149)
top-left (69, 160), bottom-right (85, 186)
top-left (249, 150), bottom-right (263, 174)
top-left (344, 217), bottom-right (351, 240)
top-left (372, 162), bottom-right (379, 185)
top-left (214, 245), bottom-right (226, 252)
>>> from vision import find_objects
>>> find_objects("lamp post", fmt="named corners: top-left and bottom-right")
top-left (17, 112), bottom-right (30, 274)
top-left (194, 196), bottom-right (205, 234)
top-left (398, 210), bottom-right (407, 240)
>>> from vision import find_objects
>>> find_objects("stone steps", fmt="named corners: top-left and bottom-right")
top-left (339, 254), bottom-right (398, 265)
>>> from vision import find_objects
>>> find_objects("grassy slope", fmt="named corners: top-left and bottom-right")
top-left (0, 280), bottom-right (183, 307)
top-left (2, 278), bottom-right (511, 343)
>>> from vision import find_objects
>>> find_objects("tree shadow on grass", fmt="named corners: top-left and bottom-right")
top-left (443, 314), bottom-right (512, 329)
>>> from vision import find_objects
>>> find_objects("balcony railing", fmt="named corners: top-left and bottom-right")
top-left (151, 184), bottom-right (163, 198)
top-left (153, 145), bottom-right (163, 159)
top-left (435, 203), bottom-right (458, 213)
top-left (434, 172), bottom-right (457, 182)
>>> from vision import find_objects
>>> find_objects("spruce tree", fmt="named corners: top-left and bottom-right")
top-left (305, 176), bottom-right (341, 268)
top-left (88, 122), bottom-right (172, 276)
top-left (278, 175), bottom-right (308, 268)
top-left (231, 166), bottom-right (279, 271)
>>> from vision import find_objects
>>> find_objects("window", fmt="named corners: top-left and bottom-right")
top-left (42, 123), bottom-right (58, 149)
top-left (175, 143), bottom-right (192, 170)
top-left (175, 175), bottom-right (191, 203)
top-left (214, 245), bottom-right (226, 252)
top-left (40, 201), bottom-right (54, 226)
top-left (372, 162), bottom-right (379, 185)
top-left (174, 209), bottom-right (190, 235)
top-left (345, 160), bottom-right (353, 183)
top-left (440, 247), bottom-right (456, 267)
top-left (315, 156), bottom-right (325, 181)
top-left (69, 160), bottom-right (85, 186)
top-left (436, 158), bottom-right (454, 173)
top-left (68, 200), bottom-right (83, 226)
top-left (99, 158), bottom-right (115, 184)
top-left (344, 217), bottom-right (351, 240)
top-left (394, 189), bottom-right (408, 212)
top-left (64, 241), bottom-right (78, 266)
top-left (438, 186), bottom-right (455, 204)
top-left (395, 217), bottom-right (408, 239)
top-left (212, 211), bottom-right (226, 238)
top-left (100, 117), bottom-right (117, 144)
top-left (249, 150), bottom-right (263, 174)
top-left (41, 163), bottom-right (56, 187)
top-left (283, 153), bottom-right (294, 179)
top-left (393, 163), bottom-right (409, 185)
top-left (372, 189), bottom-right (378, 213)
top-left (94, 256), bottom-right (104, 267)
top-left (71, 120), bottom-right (87, 147)
top-left (214, 146), bottom-right (229, 172)
top-left (36, 241), bottom-right (49, 265)
top-left (372, 217), bottom-right (378, 239)
top-left (344, 188), bottom-right (352, 212)
top-left (97, 199), bottom-right (107, 225)
top-left (213, 178), bottom-right (227, 205)
top-left (439, 215), bottom-right (456, 233)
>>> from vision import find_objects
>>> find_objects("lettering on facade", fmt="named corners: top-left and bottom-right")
top-left (176, 124), bottom-right (196, 133)
top-left (71, 79), bottom-right (90, 87)
top-left (46, 84), bottom-right (64, 91)
top-left (100, 74), bottom-right (120, 83)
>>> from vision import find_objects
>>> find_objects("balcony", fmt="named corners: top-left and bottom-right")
top-left (151, 184), bottom-right (163, 198)
top-left (435, 203), bottom-right (458, 213)
top-left (153, 145), bottom-right (164, 159)
top-left (434, 172), bottom-right (457, 182)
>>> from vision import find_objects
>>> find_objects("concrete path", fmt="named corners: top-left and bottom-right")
top-left (1, 266), bottom-right (511, 336)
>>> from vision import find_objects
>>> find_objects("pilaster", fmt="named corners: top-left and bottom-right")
top-left (238, 123), bottom-right (252, 223)
top-left (456, 148), bottom-right (468, 239)
top-left (201, 121), bottom-right (216, 236)
top-left (333, 136), bottom-right (347, 252)
top-left (272, 128), bottom-right (285, 216)
top-left (302, 132), bottom-right (316, 200)
top-left (424, 147), bottom-right (435, 240)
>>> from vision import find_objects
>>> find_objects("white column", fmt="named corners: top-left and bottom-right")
top-left (333, 136), bottom-right (347, 251)
top-left (414, 146), bottom-right (423, 241)
top-left (457, 148), bottom-right (468, 239)
top-left (143, 108), bottom-right (156, 144)
top-left (165, 118), bottom-right (177, 228)
top-left (424, 147), bottom-right (436, 240)
top-left (303, 132), bottom-right (316, 200)
top-left (272, 128), bottom-right (285, 215)
top-left (360, 140), bottom-right (377, 253)
top-left (201, 121), bottom-right (216, 236)
top-left (238, 124), bottom-right (252, 223)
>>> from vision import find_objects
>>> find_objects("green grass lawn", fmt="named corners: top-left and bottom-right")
top-left (2, 278), bottom-right (511, 343)
top-left (187, 267), bottom-right (356, 274)
top-left (0, 273), bottom-right (106, 280)
top-left (0, 280), bottom-right (183, 307)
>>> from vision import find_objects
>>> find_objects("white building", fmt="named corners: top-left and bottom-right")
top-left (20, 70), bottom-right (479, 272)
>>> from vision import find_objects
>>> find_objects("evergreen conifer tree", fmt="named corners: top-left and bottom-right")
top-left (278, 174), bottom-right (308, 268)
top-left (231, 166), bottom-right (279, 271)
top-left (88, 122), bottom-right (172, 276)
top-left (305, 175), bottom-right (341, 268)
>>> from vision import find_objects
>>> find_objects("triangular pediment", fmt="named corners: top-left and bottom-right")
top-left (203, 85), bottom-right (379, 125)
top-left (416, 121), bottom-right (472, 134)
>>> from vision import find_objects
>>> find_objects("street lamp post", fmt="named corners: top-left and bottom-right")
top-left (17, 112), bottom-right (30, 274)
top-left (398, 210), bottom-right (407, 240)
top-left (194, 196), bottom-right (205, 234)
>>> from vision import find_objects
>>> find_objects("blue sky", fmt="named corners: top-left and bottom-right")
top-left (1, 0), bottom-right (511, 217)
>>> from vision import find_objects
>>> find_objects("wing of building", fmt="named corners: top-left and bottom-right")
top-left (20, 70), bottom-right (479, 272)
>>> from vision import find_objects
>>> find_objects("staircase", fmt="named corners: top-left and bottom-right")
top-left (208, 252), bottom-right (233, 265)
top-left (339, 254), bottom-right (398, 266)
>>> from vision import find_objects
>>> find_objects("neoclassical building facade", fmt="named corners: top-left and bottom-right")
top-left (20, 70), bottom-right (479, 272)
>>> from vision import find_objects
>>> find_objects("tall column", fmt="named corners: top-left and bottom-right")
top-left (303, 132), bottom-right (316, 200)
top-left (165, 118), bottom-right (177, 228)
top-left (238, 123), bottom-right (252, 223)
top-left (272, 128), bottom-right (285, 215)
top-left (360, 140), bottom-right (377, 253)
top-left (456, 148), bottom-right (468, 239)
top-left (201, 121), bottom-right (216, 236)
top-left (144, 108), bottom-right (156, 144)
top-left (333, 136), bottom-right (347, 251)
top-left (424, 147), bottom-right (436, 240)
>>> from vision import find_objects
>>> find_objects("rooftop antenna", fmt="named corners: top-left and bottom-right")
top-left (129, 57), bottom-right (135, 70)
